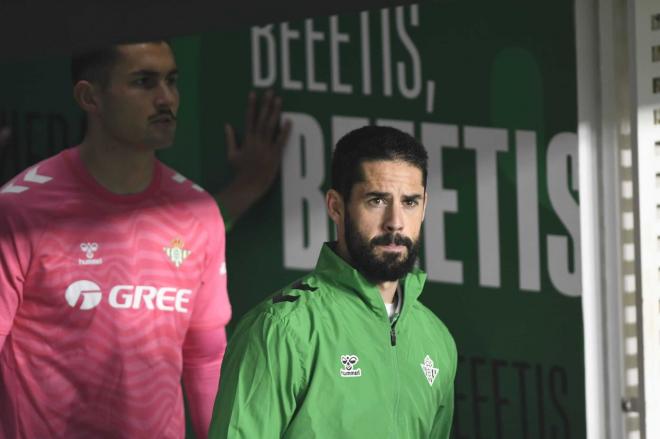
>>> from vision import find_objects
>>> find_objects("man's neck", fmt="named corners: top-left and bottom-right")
top-left (334, 240), bottom-right (400, 305)
top-left (377, 280), bottom-right (399, 305)
top-left (79, 137), bottom-right (156, 195)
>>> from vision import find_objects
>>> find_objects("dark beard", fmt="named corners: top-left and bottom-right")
top-left (344, 212), bottom-right (419, 283)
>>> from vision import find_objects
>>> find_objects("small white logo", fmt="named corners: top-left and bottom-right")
top-left (421, 355), bottom-right (439, 386)
top-left (164, 238), bottom-right (191, 268)
top-left (65, 280), bottom-right (103, 310)
top-left (219, 262), bottom-right (227, 275)
top-left (340, 355), bottom-right (362, 377)
top-left (81, 242), bottom-right (98, 258)
top-left (79, 242), bottom-right (103, 265)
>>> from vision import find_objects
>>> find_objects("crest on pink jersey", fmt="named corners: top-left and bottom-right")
top-left (164, 238), bottom-right (191, 268)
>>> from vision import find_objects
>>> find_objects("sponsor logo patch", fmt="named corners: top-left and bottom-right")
top-left (65, 280), bottom-right (103, 310)
top-left (340, 355), bottom-right (362, 377)
top-left (64, 281), bottom-right (192, 313)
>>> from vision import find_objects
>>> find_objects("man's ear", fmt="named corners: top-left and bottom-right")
top-left (73, 80), bottom-right (101, 114)
top-left (326, 189), bottom-right (345, 227)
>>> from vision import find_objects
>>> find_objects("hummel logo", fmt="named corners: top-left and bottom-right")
top-left (81, 242), bottom-right (98, 259)
top-left (340, 355), bottom-right (362, 377)
top-left (421, 355), bottom-right (439, 386)
top-left (164, 238), bottom-right (191, 268)
top-left (79, 242), bottom-right (103, 266)
top-left (1, 166), bottom-right (53, 194)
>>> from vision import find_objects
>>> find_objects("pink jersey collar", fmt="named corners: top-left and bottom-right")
top-left (63, 146), bottom-right (162, 203)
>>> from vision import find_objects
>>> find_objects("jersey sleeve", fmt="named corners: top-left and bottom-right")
top-left (0, 199), bottom-right (31, 347)
top-left (182, 325), bottom-right (227, 439)
top-left (208, 312), bottom-right (305, 439)
top-left (190, 201), bottom-right (231, 330)
top-left (182, 201), bottom-right (232, 438)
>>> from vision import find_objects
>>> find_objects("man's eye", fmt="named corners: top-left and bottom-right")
top-left (133, 77), bottom-right (153, 87)
top-left (368, 198), bottom-right (385, 206)
top-left (167, 76), bottom-right (178, 86)
top-left (404, 199), bottom-right (419, 207)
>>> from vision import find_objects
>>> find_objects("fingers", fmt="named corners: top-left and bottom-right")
top-left (265, 96), bottom-right (282, 137)
top-left (255, 90), bottom-right (274, 138)
top-left (244, 89), bottom-right (288, 151)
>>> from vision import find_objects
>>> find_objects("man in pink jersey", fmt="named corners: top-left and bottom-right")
top-left (0, 41), bottom-right (288, 439)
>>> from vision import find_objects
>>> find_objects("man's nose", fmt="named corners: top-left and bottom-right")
top-left (384, 203), bottom-right (404, 232)
top-left (154, 82), bottom-right (177, 108)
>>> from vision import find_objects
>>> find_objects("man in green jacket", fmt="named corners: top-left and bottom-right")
top-left (209, 126), bottom-right (457, 439)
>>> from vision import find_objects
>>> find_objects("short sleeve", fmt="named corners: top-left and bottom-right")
top-left (189, 202), bottom-right (231, 330)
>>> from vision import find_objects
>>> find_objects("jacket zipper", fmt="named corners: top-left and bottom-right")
top-left (390, 312), bottom-right (399, 347)
top-left (390, 314), bottom-right (400, 438)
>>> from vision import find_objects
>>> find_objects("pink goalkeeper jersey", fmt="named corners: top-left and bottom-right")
top-left (0, 147), bottom-right (231, 438)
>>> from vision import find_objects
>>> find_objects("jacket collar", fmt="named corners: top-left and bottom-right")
top-left (314, 242), bottom-right (427, 316)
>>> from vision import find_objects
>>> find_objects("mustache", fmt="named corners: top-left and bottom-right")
top-left (148, 110), bottom-right (177, 122)
top-left (370, 233), bottom-right (413, 249)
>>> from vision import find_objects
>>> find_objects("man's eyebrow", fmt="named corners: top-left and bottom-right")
top-left (129, 68), bottom-right (178, 77)
top-left (364, 191), bottom-right (391, 198)
top-left (129, 69), bottom-right (158, 76)
top-left (402, 194), bottom-right (424, 200)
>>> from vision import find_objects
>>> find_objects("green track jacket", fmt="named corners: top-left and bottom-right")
top-left (209, 243), bottom-right (457, 438)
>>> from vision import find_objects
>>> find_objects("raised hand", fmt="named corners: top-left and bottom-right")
top-left (216, 90), bottom-right (292, 226)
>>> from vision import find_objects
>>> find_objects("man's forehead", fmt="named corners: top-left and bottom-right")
top-left (114, 42), bottom-right (176, 73)
top-left (354, 160), bottom-right (424, 194)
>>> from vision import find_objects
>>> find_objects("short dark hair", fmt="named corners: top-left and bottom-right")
top-left (70, 40), bottom-right (171, 87)
top-left (70, 46), bottom-right (120, 87)
top-left (331, 125), bottom-right (428, 201)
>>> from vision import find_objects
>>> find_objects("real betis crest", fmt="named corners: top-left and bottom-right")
top-left (421, 355), bottom-right (439, 386)
top-left (164, 238), bottom-right (191, 268)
